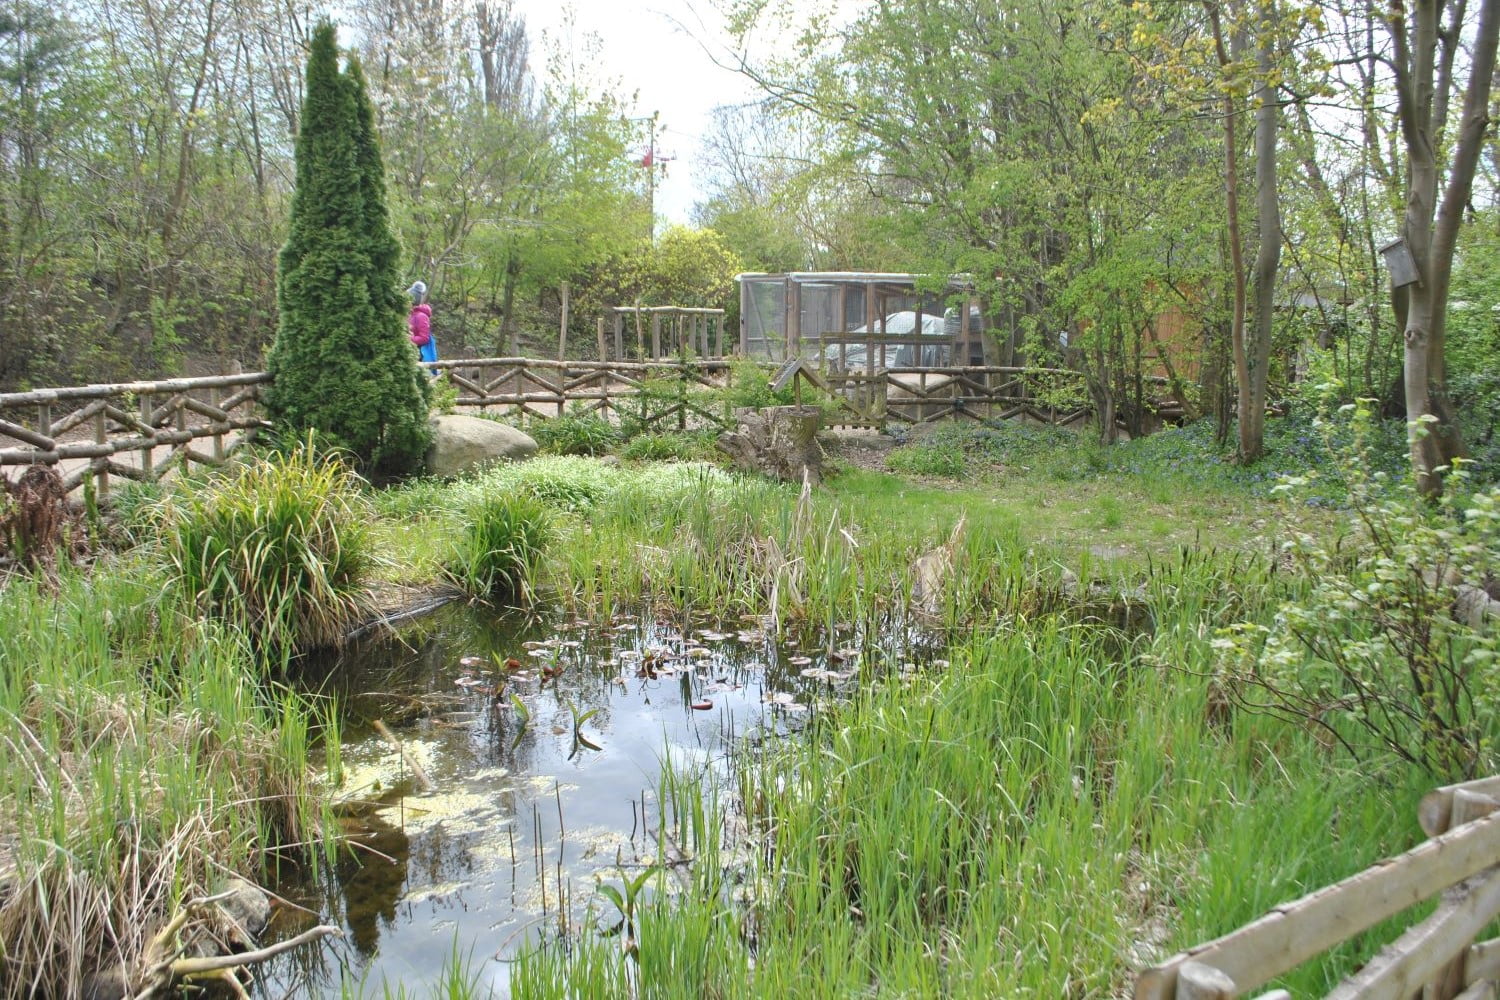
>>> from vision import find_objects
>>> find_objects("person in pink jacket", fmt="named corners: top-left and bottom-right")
top-left (407, 281), bottom-right (438, 376)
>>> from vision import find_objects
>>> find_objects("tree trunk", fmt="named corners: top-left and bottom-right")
top-left (1392, 0), bottom-right (1496, 493)
top-left (1243, 14), bottom-right (1282, 463)
top-left (500, 251), bottom-right (521, 356)
top-left (1206, 3), bottom-right (1252, 460)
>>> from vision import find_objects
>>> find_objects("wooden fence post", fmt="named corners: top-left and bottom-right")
top-left (1176, 962), bottom-right (1236, 1000)
top-left (140, 393), bottom-right (154, 479)
top-left (94, 408), bottom-right (108, 496)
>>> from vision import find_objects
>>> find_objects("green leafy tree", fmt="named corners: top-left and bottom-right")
top-left (264, 22), bottom-right (431, 478)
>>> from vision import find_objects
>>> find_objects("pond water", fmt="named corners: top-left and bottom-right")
top-left (261, 602), bottom-right (944, 997)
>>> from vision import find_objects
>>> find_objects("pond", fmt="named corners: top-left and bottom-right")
top-left (262, 601), bottom-right (945, 997)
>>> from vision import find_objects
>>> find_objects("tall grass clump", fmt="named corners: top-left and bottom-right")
top-left (530, 409), bottom-right (620, 456)
top-left (0, 566), bottom-right (329, 998)
top-left (444, 491), bottom-right (553, 601)
top-left (159, 441), bottom-right (378, 652)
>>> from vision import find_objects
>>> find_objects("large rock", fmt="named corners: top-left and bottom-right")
top-left (426, 414), bottom-right (537, 477)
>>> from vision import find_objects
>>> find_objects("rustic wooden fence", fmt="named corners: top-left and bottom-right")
top-left (820, 364), bottom-right (1101, 428)
top-left (432, 357), bottom-right (737, 429)
top-left (0, 358), bottom-right (1141, 497)
top-left (1136, 774), bottom-right (1500, 1000)
top-left (0, 373), bottom-right (271, 495)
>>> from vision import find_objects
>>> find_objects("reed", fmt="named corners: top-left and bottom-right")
top-left (443, 492), bottom-right (553, 602)
top-left (157, 440), bottom-right (379, 652)
top-left (512, 551), bottom-right (1431, 998)
top-left (0, 564), bottom-right (329, 999)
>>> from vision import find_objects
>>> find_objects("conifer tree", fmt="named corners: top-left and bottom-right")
top-left (265, 22), bottom-right (431, 477)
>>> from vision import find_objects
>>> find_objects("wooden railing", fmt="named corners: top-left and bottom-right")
top-left (0, 373), bottom-right (271, 495)
top-left (1, 358), bottom-right (1145, 496)
top-left (433, 357), bottom-right (737, 430)
top-left (820, 365), bottom-right (1102, 428)
top-left (1136, 774), bottom-right (1500, 1000)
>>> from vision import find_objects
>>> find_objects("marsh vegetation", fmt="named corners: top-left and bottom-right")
top-left (1, 410), bottom-right (1496, 998)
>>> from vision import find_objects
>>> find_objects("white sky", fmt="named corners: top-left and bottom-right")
top-left (514, 0), bottom-right (797, 228)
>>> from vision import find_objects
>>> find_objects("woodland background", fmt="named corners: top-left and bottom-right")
top-left (1, 0), bottom-right (1497, 464)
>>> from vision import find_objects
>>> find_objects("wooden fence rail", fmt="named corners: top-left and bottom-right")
top-left (0, 373), bottom-right (272, 495)
top-left (1, 358), bottom-right (1151, 497)
top-left (821, 365), bottom-right (1111, 428)
top-left (431, 357), bottom-right (735, 427)
top-left (1136, 774), bottom-right (1500, 1000)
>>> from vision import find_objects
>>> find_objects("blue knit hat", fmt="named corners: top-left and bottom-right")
top-left (407, 280), bottom-right (427, 303)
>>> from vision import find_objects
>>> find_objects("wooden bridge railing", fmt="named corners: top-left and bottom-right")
top-left (0, 373), bottom-right (271, 495)
top-left (1136, 774), bottom-right (1500, 1000)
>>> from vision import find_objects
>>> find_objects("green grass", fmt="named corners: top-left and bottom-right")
top-left (0, 563), bottom-right (332, 999)
top-left (443, 491), bottom-right (553, 601)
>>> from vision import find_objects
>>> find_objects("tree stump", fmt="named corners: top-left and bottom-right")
top-left (716, 406), bottom-right (824, 485)
top-left (1, 465), bottom-right (67, 566)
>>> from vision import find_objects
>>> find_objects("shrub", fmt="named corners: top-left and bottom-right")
top-left (1219, 402), bottom-right (1500, 778)
top-left (485, 455), bottom-right (621, 512)
top-left (886, 440), bottom-right (967, 478)
top-left (531, 411), bottom-right (621, 456)
top-left (445, 492), bottom-right (553, 600)
top-left (160, 441), bottom-right (377, 653)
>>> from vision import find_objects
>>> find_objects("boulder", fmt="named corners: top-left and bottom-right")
top-left (426, 414), bottom-right (537, 478)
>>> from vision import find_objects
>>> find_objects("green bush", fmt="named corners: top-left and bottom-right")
top-left (1219, 402), bottom-right (1500, 778)
top-left (445, 492), bottom-right (553, 600)
top-left (531, 411), bottom-right (621, 456)
top-left (160, 441), bottom-right (377, 653)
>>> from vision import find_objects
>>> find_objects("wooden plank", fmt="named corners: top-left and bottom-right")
top-left (1134, 811), bottom-right (1500, 1000)
top-left (1467, 938), bottom-right (1500, 985)
top-left (46, 398), bottom-right (106, 437)
top-left (1176, 960), bottom-right (1235, 1000)
top-left (1454, 981), bottom-right (1496, 1000)
top-left (1328, 867), bottom-right (1500, 1000)
top-left (181, 396), bottom-right (233, 424)
top-left (0, 372), bottom-right (269, 408)
top-left (0, 417), bottom-right (56, 449)
top-left (1424, 780), bottom-right (1500, 837)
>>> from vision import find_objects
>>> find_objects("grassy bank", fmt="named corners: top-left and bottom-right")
top-left (0, 563), bottom-right (332, 996)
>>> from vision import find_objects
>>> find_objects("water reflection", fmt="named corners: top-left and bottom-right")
top-left (262, 603), bottom-right (945, 997)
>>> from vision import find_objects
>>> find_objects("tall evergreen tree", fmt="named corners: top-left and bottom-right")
top-left (265, 22), bottom-right (431, 477)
